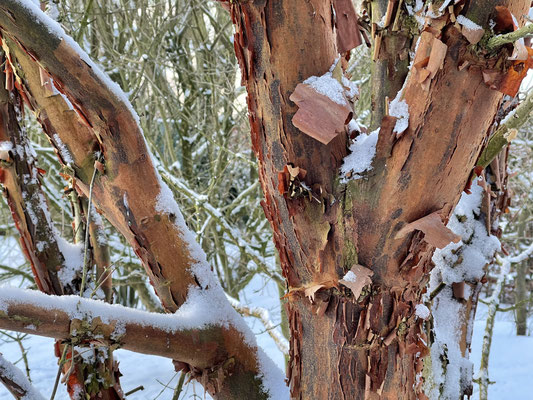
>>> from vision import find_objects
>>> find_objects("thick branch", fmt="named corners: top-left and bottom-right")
top-left (0, 75), bottom-right (67, 295)
top-left (0, 63), bottom-right (124, 400)
top-left (0, 1), bottom-right (196, 311)
top-left (0, 3), bottom-right (285, 397)
top-left (0, 286), bottom-right (248, 369)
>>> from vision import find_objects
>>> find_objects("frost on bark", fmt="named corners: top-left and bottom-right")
top-left (228, 0), bottom-right (530, 398)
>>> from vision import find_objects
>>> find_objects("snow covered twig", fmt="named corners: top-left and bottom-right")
top-left (0, 353), bottom-right (45, 400)
top-left (227, 295), bottom-right (289, 355)
top-left (476, 242), bottom-right (533, 399)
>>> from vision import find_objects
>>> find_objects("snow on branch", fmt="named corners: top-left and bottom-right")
top-left (476, 243), bottom-right (533, 399)
top-left (0, 286), bottom-right (243, 365)
top-left (0, 353), bottom-right (45, 400)
top-left (506, 241), bottom-right (533, 264)
top-left (0, 285), bottom-right (287, 398)
top-left (158, 167), bottom-right (282, 284)
top-left (426, 180), bottom-right (501, 399)
top-left (0, 3), bottom-right (288, 397)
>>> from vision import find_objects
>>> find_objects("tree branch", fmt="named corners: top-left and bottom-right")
top-left (0, 353), bottom-right (45, 400)
top-left (487, 23), bottom-right (533, 50)
top-left (0, 286), bottom-right (245, 369)
top-left (0, 3), bottom-right (285, 397)
top-left (227, 295), bottom-right (289, 355)
top-left (477, 91), bottom-right (533, 169)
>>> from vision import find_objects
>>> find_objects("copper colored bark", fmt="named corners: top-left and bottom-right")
top-left (0, 288), bottom-right (238, 368)
top-left (395, 211), bottom-right (461, 249)
top-left (230, 0), bottom-right (530, 399)
top-left (290, 83), bottom-right (352, 144)
top-left (0, 3), bottom-right (276, 397)
top-left (333, 0), bottom-right (362, 54)
top-left (0, 60), bottom-right (124, 400)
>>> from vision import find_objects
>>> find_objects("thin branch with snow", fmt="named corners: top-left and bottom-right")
top-left (227, 295), bottom-right (289, 355)
top-left (0, 353), bottom-right (45, 400)
top-left (476, 242), bottom-right (533, 400)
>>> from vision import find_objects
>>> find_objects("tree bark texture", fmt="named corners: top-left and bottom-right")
top-left (0, 3), bottom-right (277, 398)
top-left (0, 56), bottom-right (124, 400)
top-left (230, 0), bottom-right (530, 398)
top-left (0, 287), bottom-right (244, 369)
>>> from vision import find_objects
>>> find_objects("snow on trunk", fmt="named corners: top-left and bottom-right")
top-left (425, 180), bottom-right (501, 399)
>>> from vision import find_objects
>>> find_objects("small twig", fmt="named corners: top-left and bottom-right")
top-left (428, 281), bottom-right (446, 301)
top-left (50, 344), bottom-right (69, 400)
top-left (124, 385), bottom-right (145, 396)
top-left (14, 333), bottom-right (31, 382)
top-left (487, 24), bottom-right (533, 51)
top-left (172, 373), bottom-right (186, 400)
top-left (477, 92), bottom-right (533, 169)
top-left (79, 165), bottom-right (99, 297)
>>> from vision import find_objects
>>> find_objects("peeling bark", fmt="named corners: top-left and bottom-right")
top-left (0, 3), bottom-right (279, 398)
top-left (0, 58), bottom-right (124, 400)
top-left (229, 0), bottom-right (530, 398)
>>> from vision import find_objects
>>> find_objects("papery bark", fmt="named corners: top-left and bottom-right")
top-left (0, 3), bottom-right (280, 398)
top-left (229, 0), bottom-right (530, 398)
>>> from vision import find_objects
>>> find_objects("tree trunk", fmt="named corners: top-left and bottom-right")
top-left (0, 3), bottom-right (284, 397)
top-left (1, 0), bottom-right (532, 398)
top-left (229, 0), bottom-right (530, 398)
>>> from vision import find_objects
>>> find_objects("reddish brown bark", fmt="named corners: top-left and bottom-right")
top-left (0, 58), bottom-right (124, 400)
top-left (0, 3), bottom-right (277, 398)
top-left (229, 0), bottom-right (530, 398)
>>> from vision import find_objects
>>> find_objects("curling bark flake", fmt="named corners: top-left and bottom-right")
top-left (230, 0), bottom-right (530, 399)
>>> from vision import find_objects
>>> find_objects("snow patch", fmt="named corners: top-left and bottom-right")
top-left (0, 141), bottom-right (13, 151)
top-left (426, 180), bottom-right (501, 399)
top-left (304, 73), bottom-right (348, 105)
top-left (302, 61), bottom-right (358, 106)
top-left (0, 354), bottom-right (45, 400)
top-left (389, 92), bottom-right (409, 135)
top-left (340, 128), bottom-right (379, 181)
top-left (53, 134), bottom-right (74, 164)
top-left (342, 270), bottom-right (357, 283)
top-left (456, 15), bottom-right (482, 31)
top-left (415, 304), bottom-right (430, 319)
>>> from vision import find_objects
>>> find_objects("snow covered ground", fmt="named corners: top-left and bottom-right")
top-left (470, 302), bottom-right (533, 400)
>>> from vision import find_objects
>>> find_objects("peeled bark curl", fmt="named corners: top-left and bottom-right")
top-left (230, 0), bottom-right (530, 398)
